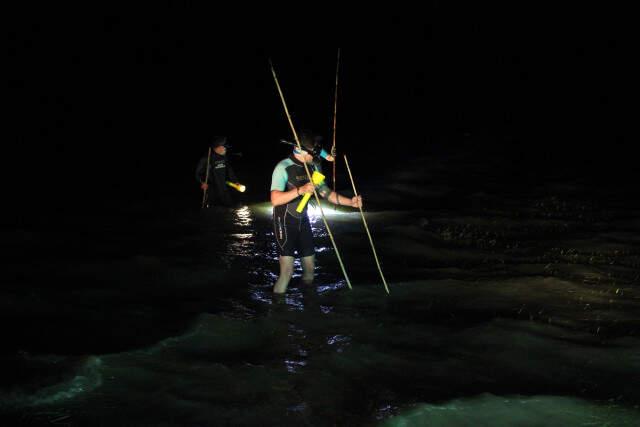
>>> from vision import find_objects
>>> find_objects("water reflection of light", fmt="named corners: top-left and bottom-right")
top-left (226, 240), bottom-right (256, 257)
top-left (249, 289), bottom-right (275, 304)
top-left (285, 359), bottom-right (307, 373)
top-left (316, 282), bottom-right (346, 294)
top-left (252, 202), bottom-right (274, 218)
top-left (233, 206), bottom-right (253, 226)
top-left (320, 305), bottom-right (333, 314)
top-left (287, 403), bottom-right (308, 412)
top-left (231, 233), bottom-right (252, 239)
top-left (285, 294), bottom-right (305, 310)
top-left (327, 334), bottom-right (351, 345)
top-left (252, 202), bottom-right (355, 221)
top-left (327, 334), bottom-right (352, 353)
top-left (248, 269), bottom-right (279, 304)
top-left (307, 204), bottom-right (353, 219)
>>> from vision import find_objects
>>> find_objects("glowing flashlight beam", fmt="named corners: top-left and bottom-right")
top-left (226, 181), bottom-right (246, 192)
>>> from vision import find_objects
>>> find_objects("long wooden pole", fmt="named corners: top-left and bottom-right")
top-left (331, 49), bottom-right (340, 205)
top-left (201, 147), bottom-right (212, 208)
top-left (343, 154), bottom-right (390, 294)
top-left (269, 60), bottom-right (352, 290)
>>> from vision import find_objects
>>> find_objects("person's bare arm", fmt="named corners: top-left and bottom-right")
top-left (327, 192), bottom-right (363, 208)
top-left (270, 182), bottom-right (315, 206)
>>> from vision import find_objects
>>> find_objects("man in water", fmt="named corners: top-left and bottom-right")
top-left (270, 132), bottom-right (362, 294)
top-left (196, 136), bottom-right (239, 208)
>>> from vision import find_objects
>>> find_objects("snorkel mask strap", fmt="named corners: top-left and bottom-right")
top-left (293, 145), bottom-right (330, 160)
top-left (282, 138), bottom-right (327, 159)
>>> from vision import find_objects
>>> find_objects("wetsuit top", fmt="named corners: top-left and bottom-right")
top-left (196, 153), bottom-right (237, 188)
top-left (270, 154), bottom-right (331, 219)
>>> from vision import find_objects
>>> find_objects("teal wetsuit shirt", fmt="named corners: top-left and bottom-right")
top-left (270, 155), bottom-right (331, 256)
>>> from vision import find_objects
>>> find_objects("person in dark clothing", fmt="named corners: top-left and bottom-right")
top-left (196, 136), bottom-right (239, 208)
top-left (270, 132), bottom-right (362, 294)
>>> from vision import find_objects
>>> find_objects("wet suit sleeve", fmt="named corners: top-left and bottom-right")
top-left (270, 163), bottom-right (288, 191)
top-left (195, 157), bottom-right (208, 183)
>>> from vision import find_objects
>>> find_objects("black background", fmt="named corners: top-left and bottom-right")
top-left (7, 5), bottom-right (636, 216)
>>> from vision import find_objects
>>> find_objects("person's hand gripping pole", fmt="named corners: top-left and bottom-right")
top-left (296, 171), bottom-right (325, 213)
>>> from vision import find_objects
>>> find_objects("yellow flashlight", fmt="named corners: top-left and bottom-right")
top-left (296, 171), bottom-right (325, 213)
top-left (226, 181), bottom-right (246, 192)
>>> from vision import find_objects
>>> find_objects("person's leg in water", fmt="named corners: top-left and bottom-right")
top-left (273, 209), bottom-right (314, 293)
top-left (299, 214), bottom-right (315, 284)
top-left (273, 255), bottom-right (294, 294)
top-left (301, 255), bottom-right (315, 284)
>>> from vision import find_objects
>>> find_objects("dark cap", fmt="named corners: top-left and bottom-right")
top-left (211, 136), bottom-right (228, 148)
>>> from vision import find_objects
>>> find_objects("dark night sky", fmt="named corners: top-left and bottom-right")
top-left (7, 6), bottom-right (636, 214)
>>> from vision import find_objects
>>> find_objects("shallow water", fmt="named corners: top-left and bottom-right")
top-left (2, 155), bottom-right (639, 426)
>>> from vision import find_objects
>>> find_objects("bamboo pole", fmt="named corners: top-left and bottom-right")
top-left (201, 147), bottom-right (212, 208)
top-left (343, 154), bottom-right (390, 294)
top-left (269, 60), bottom-right (352, 290)
top-left (331, 49), bottom-right (340, 207)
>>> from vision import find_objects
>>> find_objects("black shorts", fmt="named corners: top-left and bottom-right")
top-left (273, 211), bottom-right (315, 257)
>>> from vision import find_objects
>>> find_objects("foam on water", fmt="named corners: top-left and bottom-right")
top-left (380, 393), bottom-right (640, 427)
